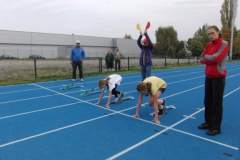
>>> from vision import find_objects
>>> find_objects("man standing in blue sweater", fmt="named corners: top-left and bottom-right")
top-left (71, 40), bottom-right (86, 81)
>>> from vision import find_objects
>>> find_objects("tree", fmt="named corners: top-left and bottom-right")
top-left (154, 26), bottom-right (179, 57)
top-left (233, 30), bottom-right (240, 58)
top-left (187, 38), bottom-right (203, 57)
top-left (221, 0), bottom-right (231, 29)
top-left (176, 41), bottom-right (187, 58)
top-left (177, 48), bottom-right (187, 58)
top-left (187, 24), bottom-right (209, 57)
top-left (193, 24), bottom-right (209, 44)
top-left (123, 34), bottom-right (132, 39)
top-left (221, 0), bottom-right (236, 42)
top-left (220, 0), bottom-right (238, 58)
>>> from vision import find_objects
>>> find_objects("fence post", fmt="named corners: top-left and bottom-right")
top-left (101, 57), bottom-right (103, 72)
top-left (100, 57), bottom-right (103, 73)
top-left (177, 57), bottom-right (180, 65)
top-left (128, 57), bottom-right (130, 71)
top-left (188, 57), bottom-right (190, 64)
top-left (164, 56), bottom-right (167, 66)
top-left (98, 57), bottom-right (102, 73)
top-left (34, 58), bottom-right (37, 80)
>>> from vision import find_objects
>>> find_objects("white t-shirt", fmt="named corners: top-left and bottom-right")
top-left (106, 74), bottom-right (122, 91)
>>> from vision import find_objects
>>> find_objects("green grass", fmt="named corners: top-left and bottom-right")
top-left (0, 63), bottom-right (200, 86)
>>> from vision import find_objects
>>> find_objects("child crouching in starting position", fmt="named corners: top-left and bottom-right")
top-left (135, 76), bottom-right (167, 124)
top-left (97, 74), bottom-right (124, 108)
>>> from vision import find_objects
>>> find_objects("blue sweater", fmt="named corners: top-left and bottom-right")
top-left (71, 47), bottom-right (86, 63)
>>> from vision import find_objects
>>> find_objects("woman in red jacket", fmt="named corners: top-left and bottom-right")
top-left (198, 26), bottom-right (229, 136)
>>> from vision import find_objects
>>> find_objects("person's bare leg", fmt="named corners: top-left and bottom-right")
top-left (135, 94), bottom-right (143, 118)
top-left (153, 91), bottom-right (161, 123)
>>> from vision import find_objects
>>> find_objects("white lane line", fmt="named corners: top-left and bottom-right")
top-left (1, 72), bottom-right (239, 123)
top-left (0, 102), bottom-right (81, 120)
top-left (183, 115), bottom-right (196, 120)
top-left (0, 78), bottom-right (213, 148)
top-left (0, 94), bottom-right (56, 105)
top-left (0, 63), bottom-right (237, 91)
top-left (106, 109), bottom-right (204, 160)
top-left (0, 96), bottom-right (109, 121)
top-left (0, 64), bottom-right (239, 95)
top-left (1, 67), bottom-right (204, 95)
top-left (115, 111), bottom-right (240, 152)
top-left (0, 103), bottom-right (139, 148)
top-left (106, 83), bottom-right (240, 160)
top-left (0, 112), bottom-right (117, 148)
top-left (0, 73), bottom-right (205, 105)
top-left (0, 80), bottom-right (205, 121)
top-left (0, 68), bottom-right (239, 150)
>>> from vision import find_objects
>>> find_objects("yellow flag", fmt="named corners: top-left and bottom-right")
top-left (136, 23), bottom-right (142, 32)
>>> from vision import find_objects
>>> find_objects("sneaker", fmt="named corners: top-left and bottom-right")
top-left (150, 112), bottom-right (154, 116)
top-left (198, 123), bottom-right (209, 130)
top-left (158, 101), bottom-right (166, 115)
top-left (114, 97), bottom-right (122, 103)
top-left (80, 78), bottom-right (84, 82)
top-left (162, 99), bottom-right (166, 106)
top-left (120, 92), bottom-right (124, 98)
top-left (114, 93), bottom-right (124, 103)
top-left (114, 97), bottom-right (119, 103)
top-left (158, 108), bottom-right (164, 115)
top-left (118, 93), bottom-right (124, 101)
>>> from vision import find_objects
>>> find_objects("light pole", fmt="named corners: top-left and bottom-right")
top-left (30, 32), bottom-right (32, 56)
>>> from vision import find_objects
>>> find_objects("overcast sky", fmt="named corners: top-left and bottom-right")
top-left (0, 0), bottom-right (239, 41)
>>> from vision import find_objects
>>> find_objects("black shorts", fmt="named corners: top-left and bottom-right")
top-left (160, 88), bottom-right (166, 94)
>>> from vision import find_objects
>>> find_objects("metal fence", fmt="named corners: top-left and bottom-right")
top-left (0, 57), bottom-right (200, 84)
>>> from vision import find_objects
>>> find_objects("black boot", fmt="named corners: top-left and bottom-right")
top-left (198, 123), bottom-right (209, 130)
top-left (207, 129), bottom-right (221, 136)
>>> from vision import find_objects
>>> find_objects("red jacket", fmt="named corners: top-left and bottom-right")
top-left (200, 38), bottom-right (229, 78)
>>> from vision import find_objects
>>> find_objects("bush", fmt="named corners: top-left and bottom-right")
top-left (28, 55), bottom-right (46, 59)
top-left (0, 54), bottom-right (18, 59)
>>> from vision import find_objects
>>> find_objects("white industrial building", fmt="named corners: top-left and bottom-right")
top-left (0, 30), bottom-right (140, 59)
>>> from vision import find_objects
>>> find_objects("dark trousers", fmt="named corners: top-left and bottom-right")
top-left (204, 77), bottom-right (225, 130)
top-left (141, 65), bottom-right (151, 81)
top-left (72, 61), bottom-right (83, 79)
top-left (115, 60), bottom-right (121, 71)
top-left (112, 85), bottom-right (121, 97)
